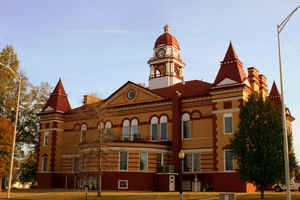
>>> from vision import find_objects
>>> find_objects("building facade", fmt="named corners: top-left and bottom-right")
top-left (36, 25), bottom-right (294, 192)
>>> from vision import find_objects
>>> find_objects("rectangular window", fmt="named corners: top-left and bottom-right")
top-left (42, 157), bottom-right (47, 171)
top-left (132, 125), bottom-right (138, 140)
top-left (225, 150), bottom-right (234, 171)
top-left (123, 126), bottom-right (130, 141)
top-left (160, 123), bottom-right (167, 140)
top-left (183, 153), bottom-right (190, 172)
top-left (43, 132), bottom-right (49, 146)
top-left (156, 153), bottom-right (163, 171)
top-left (120, 152), bottom-right (128, 170)
top-left (72, 157), bottom-right (79, 172)
top-left (140, 152), bottom-right (148, 171)
top-left (118, 180), bottom-right (128, 189)
top-left (183, 121), bottom-right (190, 139)
top-left (224, 114), bottom-right (233, 134)
top-left (193, 153), bottom-right (200, 172)
top-left (152, 124), bottom-right (158, 140)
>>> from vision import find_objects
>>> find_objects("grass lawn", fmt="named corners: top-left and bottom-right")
top-left (1, 189), bottom-right (300, 200)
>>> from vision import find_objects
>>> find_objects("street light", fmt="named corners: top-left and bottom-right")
top-left (277, 6), bottom-right (300, 200)
top-left (178, 150), bottom-right (185, 200)
top-left (0, 62), bottom-right (22, 199)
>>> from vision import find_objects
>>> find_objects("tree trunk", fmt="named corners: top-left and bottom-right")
top-left (260, 185), bottom-right (265, 200)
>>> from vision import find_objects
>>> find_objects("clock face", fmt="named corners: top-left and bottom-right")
top-left (127, 90), bottom-right (135, 100)
top-left (157, 48), bottom-right (166, 58)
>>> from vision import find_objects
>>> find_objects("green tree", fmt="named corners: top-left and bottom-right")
top-left (18, 152), bottom-right (37, 183)
top-left (230, 93), bottom-right (296, 200)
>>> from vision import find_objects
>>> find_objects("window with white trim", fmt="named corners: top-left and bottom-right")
top-left (193, 153), bottom-right (200, 172)
top-left (160, 115), bottom-right (168, 140)
top-left (41, 155), bottom-right (48, 171)
top-left (80, 124), bottom-right (87, 144)
top-left (139, 152), bottom-right (148, 171)
top-left (118, 180), bottom-right (128, 189)
top-left (105, 121), bottom-right (112, 135)
top-left (123, 120), bottom-right (130, 141)
top-left (224, 113), bottom-right (233, 134)
top-left (224, 150), bottom-right (234, 171)
top-left (120, 152), bottom-right (128, 170)
top-left (43, 132), bottom-right (49, 146)
top-left (182, 113), bottom-right (190, 139)
top-left (131, 119), bottom-right (138, 141)
top-left (151, 116), bottom-right (158, 141)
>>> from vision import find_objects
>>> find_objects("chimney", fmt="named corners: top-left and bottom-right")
top-left (83, 95), bottom-right (102, 105)
top-left (247, 67), bottom-right (259, 91)
top-left (259, 74), bottom-right (268, 97)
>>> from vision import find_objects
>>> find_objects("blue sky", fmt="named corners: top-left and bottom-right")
top-left (1, 1), bottom-right (300, 159)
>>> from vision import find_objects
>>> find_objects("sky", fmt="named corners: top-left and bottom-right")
top-left (1, 1), bottom-right (300, 159)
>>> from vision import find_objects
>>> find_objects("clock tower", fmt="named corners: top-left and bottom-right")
top-left (148, 25), bottom-right (185, 90)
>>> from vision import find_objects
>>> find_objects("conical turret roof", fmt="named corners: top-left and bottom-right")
top-left (269, 81), bottom-right (282, 105)
top-left (214, 42), bottom-right (246, 85)
top-left (42, 79), bottom-right (71, 113)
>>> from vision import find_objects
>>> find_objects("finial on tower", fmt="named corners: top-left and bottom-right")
top-left (164, 24), bottom-right (170, 33)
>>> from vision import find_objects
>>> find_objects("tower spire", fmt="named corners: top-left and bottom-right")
top-left (223, 41), bottom-right (239, 61)
top-left (213, 42), bottom-right (246, 85)
top-left (42, 79), bottom-right (71, 113)
top-left (269, 81), bottom-right (282, 105)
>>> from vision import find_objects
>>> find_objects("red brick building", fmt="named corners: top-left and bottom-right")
top-left (36, 25), bottom-right (294, 192)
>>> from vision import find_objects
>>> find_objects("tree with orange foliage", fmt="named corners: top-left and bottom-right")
top-left (0, 116), bottom-right (13, 189)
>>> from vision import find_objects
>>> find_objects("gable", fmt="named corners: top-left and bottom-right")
top-left (102, 82), bottom-right (165, 108)
top-left (44, 106), bottom-right (54, 112)
top-left (216, 78), bottom-right (237, 86)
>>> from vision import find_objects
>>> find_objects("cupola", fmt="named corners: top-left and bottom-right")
top-left (148, 25), bottom-right (185, 90)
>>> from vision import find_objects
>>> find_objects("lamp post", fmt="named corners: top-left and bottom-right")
top-left (0, 62), bottom-right (22, 199)
top-left (178, 150), bottom-right (185, 200)
top-left (277, 6), bottom-right (300, 200)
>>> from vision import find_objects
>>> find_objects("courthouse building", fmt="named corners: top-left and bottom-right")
top-left (36, 25), bottom-right (294, 192)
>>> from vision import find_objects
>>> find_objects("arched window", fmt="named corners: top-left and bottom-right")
top-left (182, 113), bottom-right (190, 139)
top-left (123, 120), bottom-right (130, 141)
top-left (97, 122), bottom-right (104, 138)
top-left (155, 69), bottom-right (161, 77)
top-left (105, 121), bottom-right (112, 135)
top-left (41, 155), bottom-right (48, 171)
top-left (160, 115), bottom-right (168, 140)
top-left (151, 116), bottom-right (159, 141)
top-left (131, 118), bottom-right (138, 141)
top-left (80, 124), bottom-right (87, 143)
